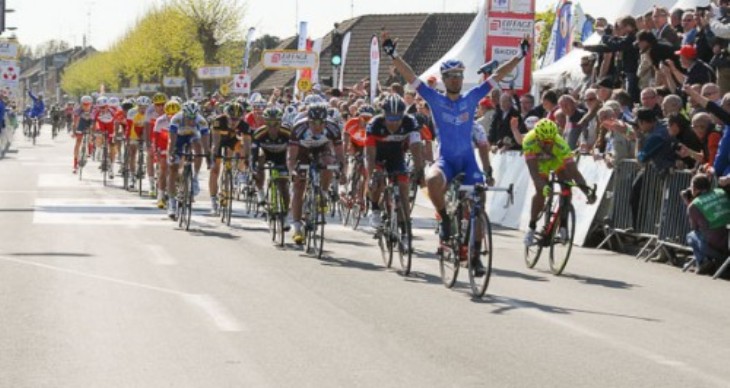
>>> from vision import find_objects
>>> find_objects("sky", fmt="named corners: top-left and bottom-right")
top-left (4, 0), bottom-right (554, 52)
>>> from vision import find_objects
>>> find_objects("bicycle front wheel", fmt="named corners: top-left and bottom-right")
top-left (222, 169), bottom-right (234, 226)
top-left (549, 204), bottom-right (575, 275)
top-left (468, 211), bottom-right (493, 298)
top-left (180, 168), bottom-right (193, 230)
top-left (439, 240), bottom-right (460, 289)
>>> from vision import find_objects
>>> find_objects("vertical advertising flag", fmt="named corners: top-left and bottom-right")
top-left (243, 27), bottom-right (256, 70)
top-left (338, 31), bottom-right (352, 90)
top-left (554, 0), bottom-right (572, 63)
top-left (294, 21), bottom-right (308, 96)
top-left (310, 38), bottom-right (323, 85)
top-left (486, 0), bottom-right (535, 94)
top-left (369, 35), bottom-right (380, 103)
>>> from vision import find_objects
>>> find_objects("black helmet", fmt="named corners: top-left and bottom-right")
top-left (381, 94), bottom-right (406, 116)
top-left (307, 103), bottom-right (328, 120)
top-left (263, 107), bottom-right (283, 121)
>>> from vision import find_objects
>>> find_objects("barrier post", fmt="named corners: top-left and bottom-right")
top-left (596, 159), bottom-right (640, 250)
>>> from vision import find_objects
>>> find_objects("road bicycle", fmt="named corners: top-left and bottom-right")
top-left (77, 132), bottom-right (90, 181)
top-left (174, 144), bottom-right (208, 231)
top-left (373, 171), bottom-right (413, 276)
top-left (262, 163), bottom-right (289, 247)
top-left (341, 154), bottom-right (367, 230)
top-left (217, 150), bottom-right (238, 226)
top-left (299, 162), bottom-right (339, 259)
top-left (135, 141), bottom-right (146, 196)
top-left (99, 132), bottom-right (110, 186)
top-left (31, 117), bottom-right (40, 146)
top-left (438, 174), bottom-right (513, 297)
top-left (524, 172), bottom-right (596, 276)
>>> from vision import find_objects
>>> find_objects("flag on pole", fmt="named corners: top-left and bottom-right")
top-left (369, 35), bottom-right (380, 104)
top-left (338, 31), bottom-right (352, 91)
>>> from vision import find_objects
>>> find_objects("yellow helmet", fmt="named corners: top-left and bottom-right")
top-left (152, 92), bottom-right (168, 105)
top-left (164, 100), bottom-right (181, 116)
top-left (533, 118), bottom-right (559, 141)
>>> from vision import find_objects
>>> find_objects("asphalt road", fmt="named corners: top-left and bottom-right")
top-left (1, 126), bottom-right (728, 387)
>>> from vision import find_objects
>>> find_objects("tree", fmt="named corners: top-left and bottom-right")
top-left (249, 34), bottom-right (281, 66)
top-left (535, 8), bottom-right (556, 60)
top-left (35, 40), bottom-right (71, 58)
top-left (172, 0), bottom-right (244, 64)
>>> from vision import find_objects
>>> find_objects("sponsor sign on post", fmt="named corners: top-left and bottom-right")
top-left (162, 76), bottom-right (186, 88)
top-left (191, 86), bottom-right (204, 100)
top-left (486, 0), bottom-right (535, 94)
top-left (122, 87), bottom-right (140, 96)
top-left (232, 73), bottom-right (251, 94)
top-left (0, 41), bottom-right (18, 59)
top-left (196, 66), bottom-right (231, 80)
top-left (140, 83), bottom-right (160, 93)
top-left (263, 50), bottom-right (319, 70)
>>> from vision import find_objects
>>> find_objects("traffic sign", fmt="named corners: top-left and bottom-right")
top-left (297, 78), bottom-right (312, 93)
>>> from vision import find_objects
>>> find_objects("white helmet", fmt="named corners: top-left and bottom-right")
top-left (108, 96), bottom-right (120, 107)
top-left (96, 96), bottom-right (109, 106)
top-left (182, 100), bottom-right (199, 118)
top-left (136, 96), bottom-right (151, 106)
top-left (80, 95), bottom-right (93, 105)
top-left (303, 94), bottom-right (325, 107)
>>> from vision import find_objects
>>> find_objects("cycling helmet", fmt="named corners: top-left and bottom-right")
top-left (282, 105), bottom-right (299, 127)
top-left (96, 96), bottom-right (109, 106)
top-left (108, 96), bottom-right (120, 107)
top-left (121, 99), bottom-right (135, 111)
top-left (303, 94), bottom-right (325, 106)
top-left (440, 59), bottom-right (466, 74)
top-left (182, 100), bottom-right (199, 118)
top-left (307, 103), bottom-right (328, 120)
top-left (136, 96), bottom-right (151, 106)
top-left (80, 95), bottom-right (93, 105)
top-left (381, 94), bottom-right (406, 116)
top-left (225, 102), bottom-right (245, 119)
top-left (263, 107), bottom-right (283, 121)
top-left (357, 105), bottom-right (375, 117)
top-left (524, 116), bottom-right (540, 130)
top-left (164, 100), bottom-right (181, 116)
top-left (327, 107), bottom-right (342, 121)
top-left (533, 118), bottom-right (559, 141)
top-left (152, 92), bottom-right (167, 105)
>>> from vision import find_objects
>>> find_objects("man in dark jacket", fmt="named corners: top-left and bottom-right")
top-left (488, 93), bottom-right (526, 151)
top-left (582, 16), bottom-right (641, 104)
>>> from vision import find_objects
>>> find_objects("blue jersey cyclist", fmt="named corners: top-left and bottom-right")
top-left (28, 90), bottom-right (45, 119)
top-left (166, 100), bottom-right (211, 219)
top-left (384, 31), bottom-right (529, 243)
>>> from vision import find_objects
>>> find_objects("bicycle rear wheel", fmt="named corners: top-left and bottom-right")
top-left (524, 211), bottom-right (546, 269)
top-left (438, 240), bottom-right (460, 289)
top-left (221, 169), bottom-right (233, 225)
top-left (180, 167), bottom-right (193, 230)
top-left (468, 211), bottom-right (493, 298)
top-left (549, 204), bottom-right (575, 275)
top-left (395, 201), bottom-right (412, 276)
top-left (137, 148), bottom-right (145, 197)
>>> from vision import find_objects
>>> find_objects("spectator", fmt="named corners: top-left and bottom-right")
top-left (579, 89), bottom-right (602, 152)
top-left (683, 173), bottom-right (730, 274)
top-left (653, 6), bottom-right (681, 47)
top-left (611, 89), bottom-right (635, 122)
top-left (695, 8), bottom-right (720, 64)
top-left (541, 89), bottom-right (559, 121)
top-left (710, 41), bottom-right (730, 95)
top-left (637, 29), bottom-right (678, 70)
top-left (666, 112), bottom-right (702, 169)
top-left (683, 85), bottom-right (730, 182)
top-left (594, 106), bottom-right (636, 167)
top-left (385, 65), bottom-right (406, 86)
top-left (404, 90), bottom-right (417, 114)
top-left (690, 112), bottom-right (723, 170)
top-left (687, 83), bottom-right (706, 116)
top-left (661, 94), bottom-right (685, 118)
top-left (671, 8), bottom-right (684, 33)
top-left (476, 97), bottom-right (496, 135)
top-left (631, 108), bottom-right (675, 228)
top-left (581, 16), bottom-right (640, 103)
top-left (681, 10), bottom-right (698, 45)
top-left (488, 93), bottom-right (525, 151)
top-left (640, 87), bottom-right (665, 119)
top-left (643, 10), bottom-right (656, 31)
top-left (576, 55), bottom-right (596, 96)
top-left (664, 45), bottom-right (716, 88)
top-left (701, 83), bottom-right (722, 105)
top-left (596, 77), bottom-right (614, 103)
top-left (389, 83), bottom-right (404, 97)
top-left (519, 93), bottom-right (540, 119)
top-left (558, 95), bottom-right (588, 150)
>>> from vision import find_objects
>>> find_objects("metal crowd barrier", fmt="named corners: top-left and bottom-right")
top-left (641, 169), bottom-right (693, 263)
top-left (597, 159), bottom-right (640, 251)
top-left (634, 163), bottom-right (667, 259)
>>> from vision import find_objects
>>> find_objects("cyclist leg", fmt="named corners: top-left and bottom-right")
top-left (290, 152), bottom-right (310, 244)
top-left (427, 156), bottom-right (459, 241)
top-left (209, 133), bottom-right (223, 209)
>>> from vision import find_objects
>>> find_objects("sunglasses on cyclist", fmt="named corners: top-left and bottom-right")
top-left (385, 114), bottom-right (404, 122)
top-left (310, 119), bottom-right (325, 125)
top-left (443, 72), bottom-right (464, 80)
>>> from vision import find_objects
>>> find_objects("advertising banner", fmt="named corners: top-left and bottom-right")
top-left (486, 0), bottom-right (535, 94)
top-left (196, 66), bottom-right (232, 80)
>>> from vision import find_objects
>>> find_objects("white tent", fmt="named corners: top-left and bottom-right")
top-left (672, 0), bottom-right (711, 11)
top-left (419, 1), bottom-right (486, 89)
top-left (577, 0), bottom-right (677, 23)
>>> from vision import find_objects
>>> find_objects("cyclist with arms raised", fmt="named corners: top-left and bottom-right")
top-left (522, 118), bottom-right (596, 245)
top-left (383, 31), bottom-right (527, 247)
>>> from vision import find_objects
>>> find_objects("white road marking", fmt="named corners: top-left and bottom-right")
top-left (0, 255), bottom-right (243, 332)
top-left (183, 294), bottom-right (244, 332)
top-left (144, 244), bottom-right (177, 266)
top-left (33, 197), bottom-right (169, 227)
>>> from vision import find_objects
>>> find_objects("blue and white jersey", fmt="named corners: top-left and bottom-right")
top-left (414, 77), bottom-right (497, 159)
top-left (169, 113), bottom-right (209, 136)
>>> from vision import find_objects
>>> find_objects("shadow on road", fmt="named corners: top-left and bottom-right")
top-left (0, 208), bottom-right (35, 212)
top-left (403, 270), bottom-right (443, 286)
top-left (474, 294), bottom-right (660, 322)
top-left (492, 268), bottom-right (549, 282)
top-left (559, 273), bottom-right (638, 290)
top-left (8, 252), bottom-right (93, 258)
top-left (325, 237), bottom-right (373, 248)
top-left (189, 228), bottom-right (241, 240)
top-left (318, 254), bottom-right (386, 273)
